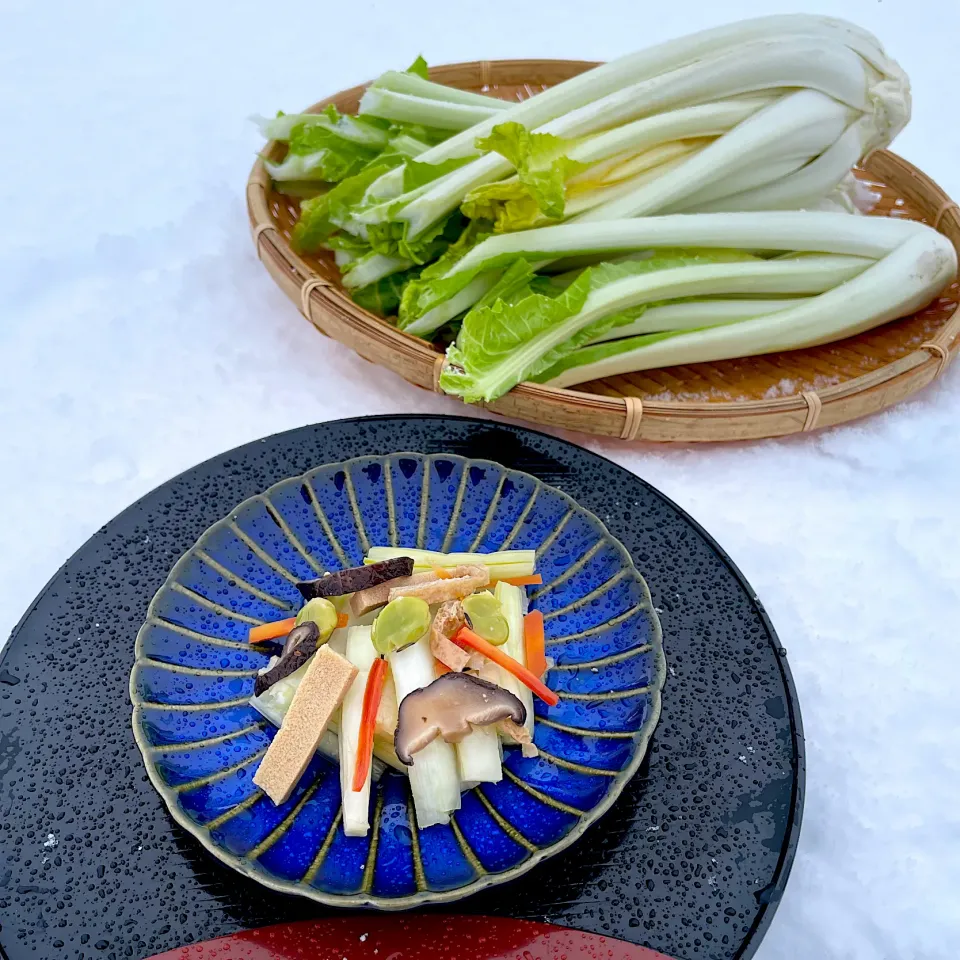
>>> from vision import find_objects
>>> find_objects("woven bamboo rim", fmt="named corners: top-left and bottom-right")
top-left (247, 59), bottom-right (960, 443)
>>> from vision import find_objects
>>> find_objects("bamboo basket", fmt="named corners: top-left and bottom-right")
top-left (247, 59), bottom-right (960, 443)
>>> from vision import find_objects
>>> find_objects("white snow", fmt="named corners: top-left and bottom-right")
top-left (1, 1), bottom-right (959, 957)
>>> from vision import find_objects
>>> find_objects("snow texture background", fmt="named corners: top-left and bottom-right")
top-left (2, 1), bottom-right (959, 956)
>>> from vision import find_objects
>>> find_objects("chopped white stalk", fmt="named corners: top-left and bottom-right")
top-left (389, 637), bottom-right (461, 827)
top-left (401, 275), bottom-right (499, 338)
top-left (341, 253), bottom-right (412, 290)
top-left (456, 658), bottom-right (505, 788)
top-left (359, 88), bottom-right (507, 130)
top-left (495, 582), bottom-right (535, 740)
top-left (340, 627), bottom-right (379, 837)
top-left (546, 229), bottom-right (956, 386)
top-left (588, 298), bottom-right (812, 343)
top-left (366, 547), bottom-right (536, 581)
top-left (369, 71), bottom-right (513, 109)
top-left (249, 656), bottom-right (400, 776)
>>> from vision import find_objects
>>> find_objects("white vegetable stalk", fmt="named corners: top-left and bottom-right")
top-left (588, 298), bottom-right (812, 343)
top-left (253, 112), bottom-right (389, 146)
top-left (389, 636), bottom-right (461, 827)
top-left (577, 90), bottom-right (857, 223)
top-left (455, 657), bottom-right (504, 788)
top-left (366, 547), bottom-right (536, 581)
top-left (394, 33), bottom-right (903, 239)
top-left (368, 70), bottom-right (513, 109)
top-left (495, 582), bottom-right (534, 740)
top-left (249, 654), bottom-right (399, 776)
top-left (341, 252), bottom-right (412, 289)
top-left (546, 228), bottom-right (956, 386)
top-left (340, 627), bottom-right (379, 837)
top-left (370, 13), bottom-right (902, 202)
top-left (689, 123), bottom-right (866, 213)
top-left (359, 88), bottom-right (508, 131)
top-left (449, 213), bottom-right (929, 276)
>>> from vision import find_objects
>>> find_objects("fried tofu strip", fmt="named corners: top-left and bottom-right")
top-left (253, 645), bottom-right (358, 804)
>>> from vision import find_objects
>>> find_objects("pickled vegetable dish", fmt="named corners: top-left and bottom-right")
top-left (248, 548), bottom-right (552, 832)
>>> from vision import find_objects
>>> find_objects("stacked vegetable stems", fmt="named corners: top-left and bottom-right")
top-left (258, 14), bottom-right (956, 402)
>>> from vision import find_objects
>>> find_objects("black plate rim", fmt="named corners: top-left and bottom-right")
top-left (0, 413), bottom-right (804, 959)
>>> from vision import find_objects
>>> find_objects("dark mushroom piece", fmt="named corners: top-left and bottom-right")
top-left (296, 557), bottom-right (415, 601)
top-left (254, 621), bottom-right (321, 697)
top-left (394, 672), bottom-right (526, 766)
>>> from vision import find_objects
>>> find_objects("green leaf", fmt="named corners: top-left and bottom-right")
top-left (351, 266), bottom-right (422, 317)
top-left (439, 250), bottom-right (756, 402)
top-left (397, 219), bottom-right (494, 326)
top-left (367, 210), bottom-right (466, 265)
top-left (402, 155), bottom-right (473, 192)
top-left (292, 163), bottom-right (395, 253)
top-left (406, 55), bottom-right (430, 80)
top-left (468, 122), bottom-right (590, 224)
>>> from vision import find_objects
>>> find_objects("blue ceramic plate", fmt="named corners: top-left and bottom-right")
top-left (130, 453), bottom-right (665, 908)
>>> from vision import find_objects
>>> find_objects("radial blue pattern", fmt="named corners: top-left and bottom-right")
top-left (131, 453), bottom-right (665, 908)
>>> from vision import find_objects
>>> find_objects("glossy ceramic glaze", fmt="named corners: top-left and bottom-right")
top-left (130, 453), bottom-right (665, 908)
top-left (148, 916), bottom-right (677, 960)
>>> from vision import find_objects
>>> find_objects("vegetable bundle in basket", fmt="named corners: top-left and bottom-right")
top-left (256, 14), bottom-right (956, 402)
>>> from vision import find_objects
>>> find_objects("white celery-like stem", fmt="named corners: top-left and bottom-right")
top-left (341, 253), bottom-right (412, 290)
top-left (588, 298), bottom-right (813, 342)
top-left (370, 71), bottom-right (512, 109)
top-left (340, 627), bottom-right (379, 837)
top-left (389, 636), bottom-right (461, 827)
top-left (495, 582), bottom-right (535, 740)
top-left (450, 212), bottom-right (928, 276)
top-left (359, 88), bottom-right (507, 131)
top-left (547, 229), bottom-right (956, 386)
top-left (365, 547), bottom-right (536, 580)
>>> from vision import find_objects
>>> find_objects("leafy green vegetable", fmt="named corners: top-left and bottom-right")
top-left (463, 123), bottom-right (588, 225)
top-left (367, 210), bottom-right (466, 264)
top-left (398, 220), bottom-right (494, 326)
top-left (351, 266), bottom-right (423, 316)
top-left (406, 55), bottom-right (430, 80)
top-left (292, 163), bottom-right (396, 252)
top-left (439, 250), bottom-right (756, 402)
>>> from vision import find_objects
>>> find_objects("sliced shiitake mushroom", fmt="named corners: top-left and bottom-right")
top-left (394, 672), bottom-right (526, 766)
top-left (296, 557), bottom-right (415, 601)
top-left (254, 621), bottom-right (320, 696)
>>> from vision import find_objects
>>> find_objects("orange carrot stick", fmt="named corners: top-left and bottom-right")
top-left (524, 610), bottom-right (546, 679)
top-left (248, 617), bottom-right (297, 644)
top-left (432, 566), bottom-right (455, 579)
top-left (453, 626), bottom-right (559, 706)
top-left (353, 657), bottom-right (388, 792)
top-left (337, 612), bottom-right (350, 629)
top-left (499, 574), bottom-right (543, 587)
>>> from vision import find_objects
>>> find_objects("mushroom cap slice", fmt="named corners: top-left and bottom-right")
top-left (254, 621), bottom-right (320, 696)
top-left (296, 557), bottom-right (415, 601)
top-left (394, 672), bottom-right (526, 766)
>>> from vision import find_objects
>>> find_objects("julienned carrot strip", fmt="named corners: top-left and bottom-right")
top-left (353, 657), bottom-right (387, 793)
top-left (454, 626), bottom-right (559, 707)
top-left (524, 610), bottom-right (546, 679)
top-left (337, 612), bottom-right (350, 629)
top-left (432, 566), bottom-right (455, 579)
top-left (435, 660), bottom-right (452, 676)
top-left (499, 574), bottom-right (542, 587)
top-left (248, 617), bottom-right (297, 644)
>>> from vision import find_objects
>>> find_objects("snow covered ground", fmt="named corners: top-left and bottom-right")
top-left (2, 1), bottom-right (959, 956)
